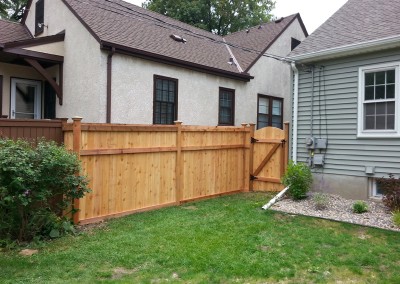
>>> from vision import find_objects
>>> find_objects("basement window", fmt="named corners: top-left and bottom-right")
top-left (35, 0), bottom-right (45, 35)
top-left (357, 62), bottom-right (400, 138)
top-left (370, 178), bottom-right (384, 198)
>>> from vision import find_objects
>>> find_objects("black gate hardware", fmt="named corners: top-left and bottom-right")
top-left (250, 175), bottom-right (258, 181)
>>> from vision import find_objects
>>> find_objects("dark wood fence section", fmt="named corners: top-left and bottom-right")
top-left (0, 119), bottom-right (64, 144)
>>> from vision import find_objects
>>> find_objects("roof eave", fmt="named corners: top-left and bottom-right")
top-left (4, 32), bottom-right (65, 49)
top-left (289, 35), bottom-right (400, 63)
top-left (101, 41), bottom-right (254, 82)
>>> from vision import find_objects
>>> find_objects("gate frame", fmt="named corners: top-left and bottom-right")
top-left (249, 122), bottom-right (289, 191)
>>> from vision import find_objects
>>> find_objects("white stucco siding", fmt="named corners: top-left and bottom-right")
top-left (25, 0), bottom-right (107, 122)
top-left (247, 18), bottom-right (307, 124)
top-left (111, 54), bottom-right (249, 126)
top-left (23, 41), bottom-right (65, 57)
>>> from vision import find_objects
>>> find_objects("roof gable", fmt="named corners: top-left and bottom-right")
top-left (225, 14), bottom-right (307, 72)
top-left (290, 0), bottom-right (400, 59)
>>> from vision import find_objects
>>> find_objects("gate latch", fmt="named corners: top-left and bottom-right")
top-left (251, 137), bottom-right (259, 144)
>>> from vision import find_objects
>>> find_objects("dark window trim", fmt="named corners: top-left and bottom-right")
top-left (257, 94), bottom-right (283, 129)
top-left (0, 75), bottom-right (3, 117)
top-left (35, 0), bottom-right (45, 36)
top-left (218, 87), bottom-right (235, 126)
top-left (153, 75), bottom-right (178, 125)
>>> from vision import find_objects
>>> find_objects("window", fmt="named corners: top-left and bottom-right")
top-left (358, 63), bottom-right (399, 137)
top-left (370, 178), bottom-right (384, 198)
top-left (218, 88), bottom-right (235, 125)
top-left (291, 37), bottom-right (301, 51)
top-left (153, 75), bottom-right (178, 125)
top-left (257, 95), bottom-right (283, 129)
top-left (35, 0), bottom-right (45, 35)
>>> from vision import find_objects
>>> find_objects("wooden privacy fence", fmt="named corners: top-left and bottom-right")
top-left (63, 119), bottom-right (289, 224)
top-left (0, 118), bottom-right (64, 144)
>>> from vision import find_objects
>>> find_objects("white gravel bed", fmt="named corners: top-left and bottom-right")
top-left (271, 193), bottom-right (400, 232)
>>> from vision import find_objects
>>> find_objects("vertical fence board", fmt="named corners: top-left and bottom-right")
top-left (60, 122), bottom-right (286, 224)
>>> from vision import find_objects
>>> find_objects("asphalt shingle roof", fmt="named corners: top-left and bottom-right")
top-left (290, 0), bottom-right (400, 57)
top-left (0, 19), bottom-right (32, 45)
top-left (225, 14), bottom-right (303, 72)
top-left (62, 0), bottom-right (301, 75)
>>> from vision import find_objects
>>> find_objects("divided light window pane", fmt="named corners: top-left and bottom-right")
top-left (363, 68), bottom-right (396, 132)
top-left (154, 77), bottom-right (177, 125)
top-left (257, 95), bottom-right (283, 129)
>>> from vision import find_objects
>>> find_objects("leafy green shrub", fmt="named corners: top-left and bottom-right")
top-left (0, 139), bottom-right (90, 243)
top-left (313, 193), bottom-right (329, 210)
top-left (393, 211), bottom-right (400, 227)
top-left (281, 161), bottom-right (313, 200)
top-left (376, 174), bottom-right (400, 211)
top-left (352, 201), bottom-right (368, 214)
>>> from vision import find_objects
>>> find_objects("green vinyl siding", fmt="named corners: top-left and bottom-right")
top-left (295, 48), bottom-right (400, 177)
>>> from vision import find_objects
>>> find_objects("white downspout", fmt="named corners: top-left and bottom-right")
top-left (291, 62), bottom-right (299, 163)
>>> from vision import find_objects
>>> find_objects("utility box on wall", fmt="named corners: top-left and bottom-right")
top-left (306, 137), bottom-right (327, 150)
top-left (313, 154), bottom-right (325, 166)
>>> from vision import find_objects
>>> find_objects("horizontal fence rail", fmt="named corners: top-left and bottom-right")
top-left (0, 118), bottom-right (289, 225)
top-left (63, 120), bottom-right (254, 224)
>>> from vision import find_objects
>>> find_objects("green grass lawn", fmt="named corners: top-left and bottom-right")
top-left (1, 192), bottom-right (399, 283)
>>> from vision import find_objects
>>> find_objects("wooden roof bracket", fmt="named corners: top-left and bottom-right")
top-left (24, 58), bottom-right (63, 105)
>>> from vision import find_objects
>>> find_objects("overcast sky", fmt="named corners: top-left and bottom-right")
top-left (124, 0), bottom-right (348, 34)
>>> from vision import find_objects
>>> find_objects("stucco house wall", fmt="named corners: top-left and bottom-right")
top-left (14, 0), bottom-right (307, 126)
top-left (248, 18), bottom-right (307, 125)
top-left (25, 0), bottom-right (107, 122)
top-left (110, 17), bottom-right (306, 125)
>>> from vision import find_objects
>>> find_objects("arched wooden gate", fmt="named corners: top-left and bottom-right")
top-left (250, 123), bottom-right (289, 192)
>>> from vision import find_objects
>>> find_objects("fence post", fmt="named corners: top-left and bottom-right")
top-left (175, 121), bottom-right (183, 204)
top-left (72, 117), bottom-right (82, 224)
top-left (284, 122), bottom-right (290, 173)
top-left (249, 123), bottom-right (256, 191)
top-left (241, 123), bottom-right (250, 192)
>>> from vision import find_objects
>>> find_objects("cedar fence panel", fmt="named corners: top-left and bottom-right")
top-left (63, 120), bottom-right (288, 225)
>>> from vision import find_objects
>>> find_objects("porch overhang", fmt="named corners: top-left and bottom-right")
top-left (0, 33), bottom-right (65, 105)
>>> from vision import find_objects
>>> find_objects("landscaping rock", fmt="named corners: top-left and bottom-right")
top-left (271, 193), bottom-right (400, 232)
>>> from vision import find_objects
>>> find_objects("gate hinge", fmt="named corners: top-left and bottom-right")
top-left (251, 137), bottom-right (259, 144)
top-left (281, 139), bottom-right (286, 147)
top-left (250, 175), bottom-right (258, 181)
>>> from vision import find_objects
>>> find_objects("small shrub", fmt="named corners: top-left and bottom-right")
top-left (0, 139), bottom-right (90, 243)
top-left (376, 174), bottom-right (400, 211)
top-left (281, 161), bottom-right (313, 200)
top-left (313, 193), bottom-right (329, 210)
top-left (392, 211), bottom-right (400, 227)
top-left (352, 201), bottom-right (368, 214)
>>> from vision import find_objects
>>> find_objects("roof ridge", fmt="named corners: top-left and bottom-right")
top-left (96, 0), bottom-right (223, 40)
top-left (224, 13), bottom-right (298, 38)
